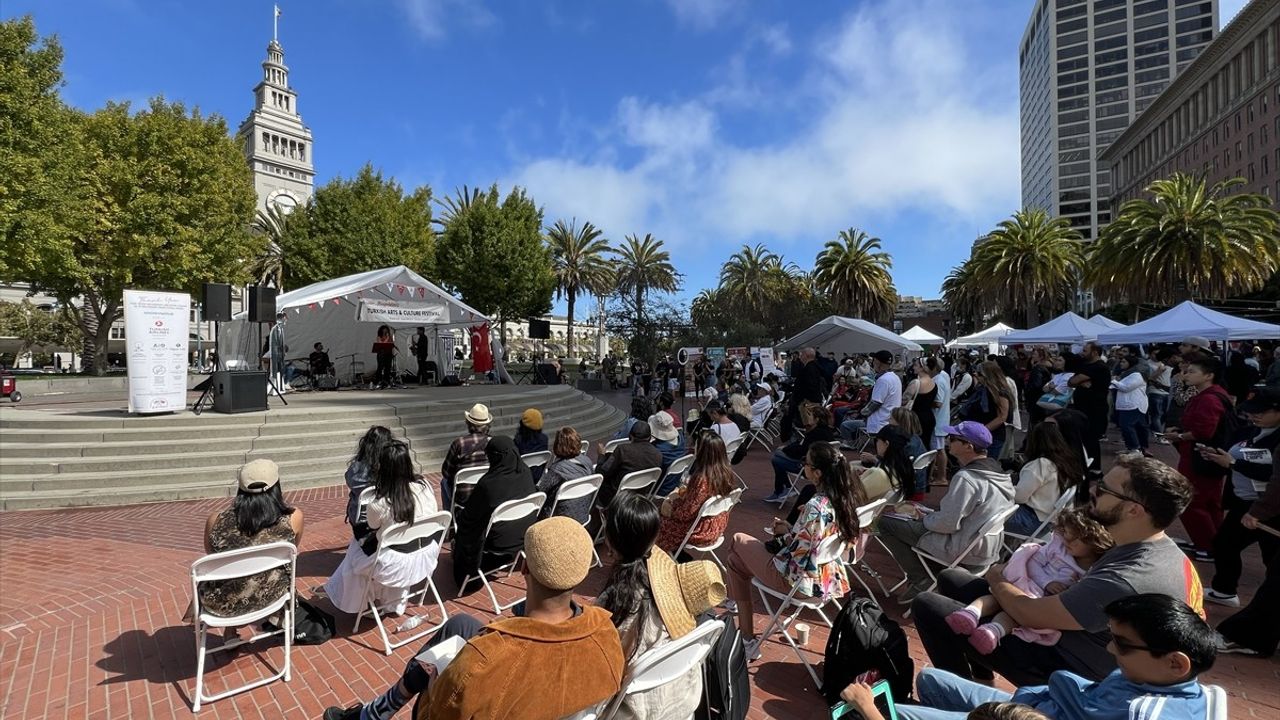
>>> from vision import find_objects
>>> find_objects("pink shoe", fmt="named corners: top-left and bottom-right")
top-left (969, 624), bottom-right (1002, 655)
top-left (945, 609), bottom-right (979, 636)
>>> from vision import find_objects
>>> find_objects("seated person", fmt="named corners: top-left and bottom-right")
top-left (945, 510), bottom-right (1113, 655)
top-left (324, 442), bottom-right (440, 615)
top-left (512, 408), bottom-right (549, 482)
top-left (656, 433), bottom-right (734, 554)
top-left (1006, 422), bottom-right (1085, 538)
top-left (884, 406), bottom-right (930, 499)
top-left (451, 437), bottom-right (538, 589)
top-left (656, 391), bottom-right (683, 429)
top-left (649, 411), bottom-right (687, 485)
top-left (847, 594), bottom-right (1217, 720)
top-left (613, 396), bottom-right (654, 440)
top-left (877, 422), bottom-right (1014, 604)
top-left (186, 459), bottom-right (303, 637)
top-left (309, 342), bottom-right (333, 378)
top-left (702, 400), bottom-right (743, 446)
top-left (439, 404), bottom-right (491, 510)
top-left (852, 425), bottom-right (918, 502)
top-left (595, 421), bottom-right (664, 510)
top-left (727, 394), bottom-right (754, 433)
top-left (767, 401), bottom-right (836, 503)
top-left (324, 517), bottom-right (625, 720)
top-left (344, 425), bottom-right (393, 529)
top-left (749, 383), bottom-right (773, 428)
top-left (910, 456), bottom-right (1206, 687)
top-left (536, 426), bottom-right (595, 523)
top-left (726, 443), bottom-right (866, 651)
top-left (598, 493), bottom-right (727, 719)
top-left (831, 377), bottom-right (874, 425)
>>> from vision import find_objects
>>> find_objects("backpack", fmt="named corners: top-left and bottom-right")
top-left (264, 598), bottom-right (336, 645)
top-left (730, 439), bottom-right (750, 465)
top-left (821, 597), bottom-right (913, 705)
top-left (1190, 390), bottom-right (1241, 478)
top-left (695, 612), bottom-right (750, 720)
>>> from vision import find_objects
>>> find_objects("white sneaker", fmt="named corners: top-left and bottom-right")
top-left (1204, 588), bottom-right (1240, 608)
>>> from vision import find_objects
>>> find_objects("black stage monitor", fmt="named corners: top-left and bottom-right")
top-left (528, 319), bottom-right (552, 340)
top-left (212, 371), bottom-right (268, 414)
top-left (247, 285), bottom-right (278, 323)
top-left (202, 283), bottom-right (233, 322)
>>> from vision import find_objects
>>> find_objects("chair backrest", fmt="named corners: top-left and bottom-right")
top-left (728, 487), bottom-right (745, 505)
top-left (664, 454), bottom-right (695, 481)
top-left (723, 436), bottom-right (743, 456)
top-left (483, 492), bottom-right (547, 537)
top-left (191, 541), bottom-right (297, 619)
top-left (854, 498), bottom-right (889, 529)
top-left (697, 493), bottom-right (737, 519)
top-left (603, 438), bottom-right (628, 454)
top-left (379, 510), bottom-right (451, 549)
top-left (604, 620), bottom-right (726, 712)
top-left (521, 451), bottom-right (553, 469)
top-left (448, 465), bottom-right (488, 514)
top-left (811, 531), bottom-right (848, 566)
top-left (580, 440), bottom-right (591, 455)
top-left (550, 474), bottom-right (603, 515)
top-left (912, 449), bottom-right (939, 470)
top-left (618, 467), bottom-right (663, 494)
top-left (1203, 684), bottom-right (1227, 720)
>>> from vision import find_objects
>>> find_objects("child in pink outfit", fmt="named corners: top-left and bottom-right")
top-left (945, 509), bottom-right (1113, 654)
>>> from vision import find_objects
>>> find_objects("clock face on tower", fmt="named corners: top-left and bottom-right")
top-left (270, 191), bottom-right (298, 214)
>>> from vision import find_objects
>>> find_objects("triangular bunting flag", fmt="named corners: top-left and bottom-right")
top-left (333, 297), bottom-right (341, 305)
top-left (319, 299), bottom-right (326, 308)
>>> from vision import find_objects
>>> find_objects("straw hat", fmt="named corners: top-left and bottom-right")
top-left (524, 517), bottom-right (592, 591)
top-left (464, 403), bottom-right (492, 425)
top-left (647, 551), bottom-right (726, 639)
top-left (238, 459), bottom-right (280, 493)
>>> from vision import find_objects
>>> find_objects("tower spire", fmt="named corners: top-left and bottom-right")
top-left (273, 4), bottom-right (281, 42)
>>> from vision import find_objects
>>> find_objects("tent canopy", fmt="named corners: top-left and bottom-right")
top-left (1003, 312), bottom-right (1113, 345)
top-left (946, 322), bottom-right (1019, 348)
top-left (1097, 301), bottom-right (1280, 345)
top-left (1088, 314), bottom-right (1126, 329)
top-left (777, 316), bottom-right (922, 355)
top-left (223, 266), bottom-right (487, 379)
top-left (899, 325), bottom-right (945, 344)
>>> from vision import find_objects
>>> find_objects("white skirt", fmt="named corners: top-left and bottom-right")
top-left (324, 537), bottom-right (442, 614)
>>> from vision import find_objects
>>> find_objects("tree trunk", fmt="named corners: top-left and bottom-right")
top-left (77, 297), bottom-right (100, 376)
top-left (566, 290), bottom-right (576, 359)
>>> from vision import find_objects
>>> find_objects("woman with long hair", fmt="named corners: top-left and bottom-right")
top-left (1043, 407), bottom-right (1095, 494)
top-left (962, 360), bottom-right (1013, 460)
top-left (372, 324), bottom-right (398, 389)
top-left (903, 357), bottom-right (939, 442)
top-left (727, 393), bottom-right (753, 432)
top-left (726, 442), bottom-right (866, 647)
top-left (1005, 422), bottom-right (1084, 536)
top-left (346, 425), bottom-right (393, 529)
top-left (598, 492), bottom-right (726, 719)
top-left (325, 441), bottom-right (440, 614)
top-left (656, 433), bottom-right (735, 554)
top-left (614, 396), bottom-right (655, 440)
top-left (537, 426), bottom-right (595, 522)
top-left (855, 425), bottom-right (918, 503)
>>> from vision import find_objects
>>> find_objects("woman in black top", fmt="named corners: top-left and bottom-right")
top-left (372, 325), bottom-right (397, 389)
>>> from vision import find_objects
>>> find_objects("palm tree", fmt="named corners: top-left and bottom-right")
top-left (547, 218), bottom-right (612, 358)
top-left (251, 204), bottom-right (290, 289)
top-left (941, 258), bottom-right (983, 330)
top-left (433, 185), bottom-right (486, 229)
top-left (718, 244), bottom-right (782, 314)
top-left (611, 233), bottom-right (680, 327)
top-left (812, 228), bottom-right (897, 322)
top-left (1089, 174), bottom-right (1280, 304)
top-left (970, 209), bottom-right (1085, 326)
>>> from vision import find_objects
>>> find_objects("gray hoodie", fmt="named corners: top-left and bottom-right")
top-left (918, 456), bottom-right (1015, 567)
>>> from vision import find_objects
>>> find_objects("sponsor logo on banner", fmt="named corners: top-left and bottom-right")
top-left (357, 298), bottom-right (447, 324)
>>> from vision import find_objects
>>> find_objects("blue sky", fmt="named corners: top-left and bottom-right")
top-left (9, 0), bottom-right (1248, 305)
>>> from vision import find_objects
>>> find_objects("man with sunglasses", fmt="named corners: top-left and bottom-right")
top-left (878, 593), bottom-right (1217, 720)
top-left (911, 456), bottom-right (1204, 687)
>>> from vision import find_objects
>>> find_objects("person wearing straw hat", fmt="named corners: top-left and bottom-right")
top-left (324, 517), bottom-right (625, 720)
top-left (597, 492), bottom-right (727, 720)
top-left (439, 403), bottom-right (492, 510)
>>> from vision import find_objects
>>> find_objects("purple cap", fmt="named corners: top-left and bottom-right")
top-left (940, 421), bottom-right (993, 450)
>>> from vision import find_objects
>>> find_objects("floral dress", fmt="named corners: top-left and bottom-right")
top-left (655, 474), bottom-right (730, 554)
top-left (772, 494), bottom-right (849, 600)
top-left (198, 509), bottom-right (296, 617)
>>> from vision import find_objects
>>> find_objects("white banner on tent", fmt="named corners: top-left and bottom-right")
top-left (123, 289), bottom-right (190, 414)
top-left (357, 298), bottom-right (447, 324)
top-left (759, 347), bottom-right (777, 377)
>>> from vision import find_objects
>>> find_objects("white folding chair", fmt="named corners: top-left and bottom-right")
top-left (724, 436), bottom-right (744, 457)
top-left (456, 491), bottom-right (547, 613)
top-left (658, 454), bottom-right (695, 497)
top-left (618, 467), bottom-right (663, 497)
top-left (841, 498), bottom-right (894, 604)
top-left (670, 494), bottom-right (737, 570)
top-left (521, 451), bottom-right (553, 470)
top-left (743, 404), bottom-right (780, 452)
top-left (190, 541), bottom-right (297, 711)
top-left (580, 439), bottom-right (591, 455)
top-left (446, 466), bottom-right (488, 535)
top-left (596, 620), bottom-right (726, 720)
top-left (912, 449), bottom-right (939, 471)
top-left (1002, 489), bottom-right (1075, 559)
top-left (352, 510), bottom-right (452, 655)
top-left (602, 438), bottom-right (628, 455)
top-left (749, 533), bottom-right (848, 689)
top-left (908, 505), bottom-right (1019, 608)
top-left (1203, 684), bottom-right (1228, 720)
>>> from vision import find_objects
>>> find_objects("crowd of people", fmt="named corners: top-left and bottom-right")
top-left (185, 336), bottom-right (1278, 719)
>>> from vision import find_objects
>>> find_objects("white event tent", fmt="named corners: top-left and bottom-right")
top-left (899, 325), bottom-right (945, 345)
top-left (946, 322), bottom-right (1019, 351)
top-left (224, 266), bottom-right (489, 383)
top-left (1097, 301), bottom-right (1280, 346)
top-left (1088, 314), bottom-right (1127, 330)
top-left (778, 316), bottom-right (923, 356)
top-left (1002, 312), bottom-right (1114, 345)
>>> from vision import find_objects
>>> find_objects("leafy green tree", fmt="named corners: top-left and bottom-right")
top-left (547, 218), bottom-right (612, 358)
top-left (611, 233), bottom-right (681, 328)
top-left (283, 164), bottom-right (434, 287)
top-left (970, 209), bottom-right (1084, 326)
top-left (435, 184), bottom-right (556, 342)
top-left (1089, 174), bottom-right (1280, 304)
top-left (813, 228), bottom-right (897, 323)
top-left (0, 299), bottom-right (79, 360)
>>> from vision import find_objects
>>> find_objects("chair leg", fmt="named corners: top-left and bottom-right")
top-left (193, 624), bottom-right (208, 712)
top-left (283, 604), bottom-right (292, 682)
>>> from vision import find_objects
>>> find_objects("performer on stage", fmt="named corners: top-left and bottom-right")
top-left (308, 342), bottom-right (332, 380)
top-left (411, 327), bottom-right (431, 386)
top-left (372, 325), bottom-right (397, 389)
top-left (269, 311), bottom-right (289, 391)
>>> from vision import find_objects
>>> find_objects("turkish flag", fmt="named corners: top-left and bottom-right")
top-left (470, 324), bottom-right (493, 372)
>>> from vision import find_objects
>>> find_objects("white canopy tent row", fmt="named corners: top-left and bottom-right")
top-left (1097, 301), bottom-right (1280, 346)
top-left (1001, 312), bottom-right (1116, 346)
top-left (777, 316), bottom-right (923, 357)
top-left (945, 322), bottom-right (1020, 354)
top-left (899, 325), bottom-right (945, 345)
top-left (223, 266), bottom-right (495, 385)
top-left (1088, 314), bottom-right (1126, 330)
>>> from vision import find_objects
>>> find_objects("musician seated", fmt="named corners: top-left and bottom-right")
top-left (308, 342), bottom-right (333, 379)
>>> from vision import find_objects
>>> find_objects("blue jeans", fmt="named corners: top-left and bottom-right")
top-left (771, 451), bottom-right (803, 494)
top-left (1117, 408), bottom-right (1149, 451)
top-left (896, 668), bottom-right (1013, 720)
top-left (1148, 393), bottom-right (1170, 433)
top-left (839, 417), bottom-right (867, 444)
top-left (1004, 504), bottom-right (1044, 537)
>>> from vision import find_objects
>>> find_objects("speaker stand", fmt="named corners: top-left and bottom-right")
top-left (266, 375), bottom-right (290, 405)
top-left (191, 321), bottom-right (222, 416)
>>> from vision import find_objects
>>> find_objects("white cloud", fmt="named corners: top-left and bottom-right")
top-left (395, 0), bottom-right (495, 41)
top-left (664, 0), bottom-right (735, 30)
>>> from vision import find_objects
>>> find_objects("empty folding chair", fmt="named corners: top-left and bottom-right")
top-left (596, 620), bottom-right (726, 720)
top-left (670, 494), bottom-right (737, 570)
top-left (190, 541), bottom-right (297, 711)
top-left (657, 454), bottom-right (695, 497)
top-left (617, 467), bottom-right (663, 497)
top-left (352, 510), bottom-right (452, 655)
top-left (456, 491), bottom-right (547, 614)
top-left (548, 473), bottom-right (605, 567)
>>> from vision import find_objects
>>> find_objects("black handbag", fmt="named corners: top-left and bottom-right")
top-left (264, 598), bottom-right (335, 645)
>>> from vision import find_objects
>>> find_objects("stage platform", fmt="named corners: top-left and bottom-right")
top-left (0, 384), bottom-right (625, 510)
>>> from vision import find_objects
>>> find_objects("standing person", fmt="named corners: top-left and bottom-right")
top-left (1025, 349), bottom-right (1054, 427)
top-left (959, 362), bottom-right (1013, 461)
top-left (1225, 351), bottom-right (1260, 404)
top-left (1267, 347), bottom-right (1280, 389)
top-left (451, 437), bottom-right (538, 589)
top-left (513, 409), bottom-right (549, 482)
top-left (372, 324), bottom-right (398, 389)
top-left (1110, 355), bottom-right (1150, 459)
top-left (1163, 354), bottom-right (1234, 560)
top-left (907, 357), bottom-right (939, 446)
top-left (1068, 342), bottom-right (1111, 476)
top-left (269, 311), bottom-right (289, 391)
top-left (1214, 459), bottom-right (1280, 657)
top-left (839, 350), bottom-right (902, 447)
top-left (782, 347), bottom-right (824, 443)
top-left (411, 327), bottom-right (431, 386)
top-left (1147, 349), bottom-right (1174, 442)
top-left (693, 354), bottom-right (712, 396)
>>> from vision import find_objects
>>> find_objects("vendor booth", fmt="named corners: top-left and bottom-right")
top-left (1097, 301), bottom-right (1280, 346)
top-left (899, 325), bottom-right (945, 345)
top-left (1088, 314), bottom-right (1126, 330)
top-left (945, 322), bottom-right (1019, 353)
top-left (777, 316), bottom-right (923, 356)
top-left (1002, 312), bottom-right (1114, 345)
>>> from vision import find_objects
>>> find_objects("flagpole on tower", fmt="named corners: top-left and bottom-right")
top-left (273, 4), bottom-right (281, 41)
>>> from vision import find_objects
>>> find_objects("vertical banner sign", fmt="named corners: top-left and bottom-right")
top-left (679, 347), bottom-right (703, 398)
top-left (759, 347), bottom-right (777, 378)
top-left (124, 290), bottom-right (191, 414)
top-left (706, 347), bottom-right (726, 371)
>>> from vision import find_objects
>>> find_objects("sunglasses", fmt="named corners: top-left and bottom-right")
top-left (1091, 481), bottom-right (1146, 507)
top-left (1111, 635), bottom-right (1155, 655)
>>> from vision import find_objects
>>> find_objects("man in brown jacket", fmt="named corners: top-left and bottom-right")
top-left (324, 517), bottom-right (625, 720)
